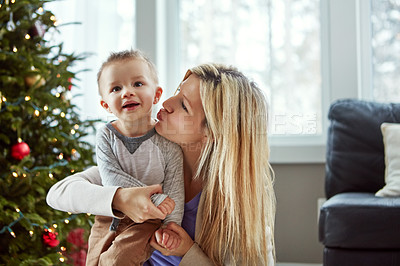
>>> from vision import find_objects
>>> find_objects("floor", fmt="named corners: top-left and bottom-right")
top-left (277, 264), bottom-right (322, 266)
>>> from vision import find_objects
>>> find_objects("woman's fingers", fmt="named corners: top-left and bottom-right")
top-left (161, 228), bottom-right (181, 250)
top-left (162, 231), bottom-right (170, 247)
top-left (143, 185), bottom-right (167, 219)
top-left (167, 235), bottom-right (179, 250)
top-left (154, 228), bottom-right (163, 244)
top-left (146, 201), bottom-right (166, 220)
top-left (166, 221), bottom-right (186, 235)
top-left (113, 186), bottom-right (167, 222)
top-left (154, 228), bottom-right (178, 250)
top-left (150, 233), bottom-right (164, 250)
top-left (147, 184), bottom-right (163, 196)
top-left (150, 233), bottom-right (172, 256)
top-left (157, 204), bottom-right (167, 215)
top-left (150, 224), bottom-right (194, 257)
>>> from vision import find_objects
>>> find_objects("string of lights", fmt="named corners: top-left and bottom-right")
top-left (0, 207), bottom-right (80, 238)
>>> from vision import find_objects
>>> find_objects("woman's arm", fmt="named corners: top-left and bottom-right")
top-left (46, 166), bottom-right (166, 221)
top-left (181, 228), bottom-right (275, 266)
top-left (181, 230), bottom-right (275, 266)
top-left (180, 243), bottom-right (214, 266)
top-left (46, 166), bottom-right (119, 217)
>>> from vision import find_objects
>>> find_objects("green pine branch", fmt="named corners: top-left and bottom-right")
top-left (0, 0), bottom-right (98, 264)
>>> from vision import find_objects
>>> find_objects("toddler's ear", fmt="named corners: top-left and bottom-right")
top-left (153, 87), bottom-right (163, 104)
top-left (100, 100), bottom-right (112, 113)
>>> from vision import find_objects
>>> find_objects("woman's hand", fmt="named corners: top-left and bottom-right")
top-left (150, 222), bottom-right (194, 257)
top-left (112, 185), bottom-right (167, 223)
top-left (155, 226), bottom-right (181, 250)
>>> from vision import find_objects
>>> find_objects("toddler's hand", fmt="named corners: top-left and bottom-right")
top-left (154, 226), bottom-right (181, 250)
top-left (158, 197), bottom-right (175, 216)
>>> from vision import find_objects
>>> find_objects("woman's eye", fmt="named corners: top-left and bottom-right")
top-left (181, 101), bottom-right (188, 112)
top-left (111, 86), bottom-right (121, 92)
top-left (174, 87), bottom-right (181, 96)
top-left (133, 82), bottom-right (143, 87)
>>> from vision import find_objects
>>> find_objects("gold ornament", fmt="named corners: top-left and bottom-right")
top-left (24, 68), bottom-right (45, 88)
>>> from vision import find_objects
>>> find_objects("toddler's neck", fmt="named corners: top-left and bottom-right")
top-left (111, 118), bottom-right (156, 138)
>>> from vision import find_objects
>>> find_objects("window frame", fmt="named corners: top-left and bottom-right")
top-left (135, 0), bottom-right (374, 163)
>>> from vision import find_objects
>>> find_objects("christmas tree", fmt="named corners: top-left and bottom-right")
top-left (0, 0), bottom-right (97, 265)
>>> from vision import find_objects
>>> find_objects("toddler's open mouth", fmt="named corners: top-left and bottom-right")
top-left (122, 101), bottom-right (139, 109)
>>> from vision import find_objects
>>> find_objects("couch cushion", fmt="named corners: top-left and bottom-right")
top-left (324, 247), bottom-right (400, 266)
top-left (319, 192), bottom-right (400, 249)
top-left (326, 99), bottom-right (400, 198)
top-left (376, 123), bottom-right (400, 197)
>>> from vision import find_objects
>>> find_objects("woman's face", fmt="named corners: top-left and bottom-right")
top-left (155, 74), bottom-right (206, 148)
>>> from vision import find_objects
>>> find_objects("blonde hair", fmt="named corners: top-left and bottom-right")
top-left (188, 64), bottom-right (276, 265)
top-left (97, 49), bottom-right (159, 92)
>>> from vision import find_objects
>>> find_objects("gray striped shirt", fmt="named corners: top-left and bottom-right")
top-left (96, 122), bottom-right (184, 225)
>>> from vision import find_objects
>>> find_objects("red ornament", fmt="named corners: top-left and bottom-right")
top-left (11, 141), bottom-right (30, 160)
top-left (68, 77), bottom-right (73, 91)
top-left (68, 249), bottom-right (87, 266)
top-left (42, 229), bottom-right (60, 248)
top-left (66, 228), bottom-right (88, 266)
top-left (28, 20), bottom-right (45, 38)
top-left (67, 228), bottom-right (87, 248)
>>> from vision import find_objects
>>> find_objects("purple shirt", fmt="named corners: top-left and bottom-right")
top-left (144, 192), bottom-right (201, 266)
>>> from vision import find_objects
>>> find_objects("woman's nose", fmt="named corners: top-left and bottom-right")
top-left (162, 97), bottom-right (174, 113)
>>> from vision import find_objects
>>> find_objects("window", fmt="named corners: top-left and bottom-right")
top-left (46, 0), bottom-right (136, 125)
top-left (370, 0), bottom-right (400, 102)
top-left (137, 0), bottom-right (400, 163)
top-left (47, 0), bottom-right (400, 163)
top-left (179, 0), bottom-right (322, 137)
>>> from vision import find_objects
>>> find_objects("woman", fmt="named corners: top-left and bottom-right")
top-left (47, 63), bottom-right (276, 265)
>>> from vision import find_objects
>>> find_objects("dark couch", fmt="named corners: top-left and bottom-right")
top-left (319, 99), bottom-right (400, 266)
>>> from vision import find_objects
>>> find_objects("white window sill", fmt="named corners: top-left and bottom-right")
top-left (269, 135), bottom-right (326, 164)
top-left (269, 144), bottom-right (326, 164)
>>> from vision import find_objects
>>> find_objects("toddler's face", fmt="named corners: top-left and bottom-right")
top-left (99, 59), bottom-right (161, 123)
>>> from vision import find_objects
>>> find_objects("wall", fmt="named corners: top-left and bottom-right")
top-left (273, 163), bottom-right (326, 263)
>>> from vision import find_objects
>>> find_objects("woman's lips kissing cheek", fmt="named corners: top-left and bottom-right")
top-left (157, 109), bottom-right (164, 121)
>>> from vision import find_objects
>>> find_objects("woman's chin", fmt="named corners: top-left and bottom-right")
top-left (155, 123), bottom-right (173, 141)
top-left (154, 122), bottom-right (162, 134)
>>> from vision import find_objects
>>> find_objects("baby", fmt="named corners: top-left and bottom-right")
top-left (88, 49), bottom-right (184, 265)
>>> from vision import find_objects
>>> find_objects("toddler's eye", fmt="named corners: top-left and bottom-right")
top-left (111, 86), bottom-right (121, 92)
top-left (133, 82), bottom-right (143, 87)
